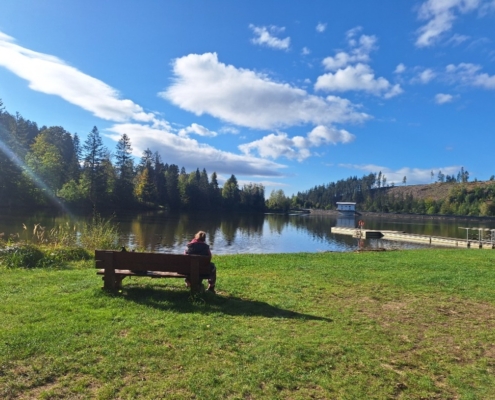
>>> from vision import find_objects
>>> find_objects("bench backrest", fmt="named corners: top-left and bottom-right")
top-left (95, 250), bottom-right (211, 275)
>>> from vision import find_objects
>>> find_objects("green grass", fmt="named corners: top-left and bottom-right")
top-left (2, 249), bottom-right (495, 399)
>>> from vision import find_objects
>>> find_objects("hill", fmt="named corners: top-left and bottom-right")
top-left (382, 181), bottom-right (493, 202)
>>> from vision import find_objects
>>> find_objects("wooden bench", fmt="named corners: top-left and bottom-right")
top-left (95, 250), bottom-right (212, 292)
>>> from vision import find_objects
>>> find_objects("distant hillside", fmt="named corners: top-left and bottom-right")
top-left (382, 181), bottom-right (493, 202)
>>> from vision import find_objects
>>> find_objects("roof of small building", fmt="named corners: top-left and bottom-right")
top-left (336, 202), bottom-right (356, 205)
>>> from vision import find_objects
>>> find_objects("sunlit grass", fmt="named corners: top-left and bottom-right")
top-left (1, 249), bottom-right (495, 398)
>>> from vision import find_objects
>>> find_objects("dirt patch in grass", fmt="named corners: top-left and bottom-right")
top-left (352, 294), bottom-right (495, 368)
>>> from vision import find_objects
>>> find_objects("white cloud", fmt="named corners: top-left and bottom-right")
top-left (178, 123), bottom-right (217, 137)
top-left (316, 22), bottom-right (327, 33)
top-left (249, 24), bottom-right (290, 50)
top-left (415, 0), bottom-right (482, 47)
top-left (322, 32), bottom-right (377, 71)
top-left (0, 31), bottom-right (156, 123)
top-left (446, 62), bottom-right (495, 89)
top-left (315, 63), bottom-right (403, 98)
top-left (219, 126), bottom-right (240, 135)
top-left (301, 47), bottom-right (311, 56)
top-left (107, 123), bottom-right (286, 177)
top-left (412, 68), bottom-right (437, 84)
top-left (446, 33), bottom-right (470, 45)
top-left (395, 63), bottom-right (406, 74)
top-left (239, 125), bottom-right (355, 162)
top-left (317, 30), bottom-right (401, 98)
top-left (161, 52), bottom-right (369, 130)
top-left (435, 93), bottom-right (455, 104)
top-left (340, 163), bottom-right (462, 184)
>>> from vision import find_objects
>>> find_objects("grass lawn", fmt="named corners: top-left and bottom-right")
top-left (2, 249), bottom-right (495, 399)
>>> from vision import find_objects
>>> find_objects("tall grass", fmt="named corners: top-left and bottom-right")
top-left (0, 214), bottom-right (119, 269)
top-left (78, 214), bottom-right (120, 250)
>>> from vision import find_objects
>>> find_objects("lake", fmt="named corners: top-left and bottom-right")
top-left (1, 210), bottom-right (494, 254)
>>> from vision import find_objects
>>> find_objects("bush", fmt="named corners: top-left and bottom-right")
top-left (0, 245), bottom-right (44, 269)
top-left (0, 245), bottom-right (91, 269)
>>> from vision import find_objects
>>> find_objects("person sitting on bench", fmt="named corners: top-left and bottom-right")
top-left (184, 231), bottom-right (216, 293)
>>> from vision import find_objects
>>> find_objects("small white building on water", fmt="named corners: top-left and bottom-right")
top-left (336, 202), bottom-right (356, 215)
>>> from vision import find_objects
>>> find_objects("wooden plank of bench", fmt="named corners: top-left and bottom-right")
top-left (96, 269), bottom-right (210, 279)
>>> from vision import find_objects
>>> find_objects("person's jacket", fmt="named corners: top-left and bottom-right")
top-left (185, 239), bottom-right (212, 258)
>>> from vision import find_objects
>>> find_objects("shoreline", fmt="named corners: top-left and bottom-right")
top-left (309, 209), bottom-right (495, 222)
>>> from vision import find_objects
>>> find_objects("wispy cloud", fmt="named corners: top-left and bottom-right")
top-left (0, 31), bottom-right (156, 123)
top-left (249, 24), bottom-right (290, 50)
top-left (316, 22), bottom-right (327, 33)
top-left (435, 93), bottom-right (456, 104)
top-left (316, 29), bottom-right (402, 98)
top-left (239, 126), bottom-right (355, 162)
top-left (107, 123), bottom-right (286, 176)
top-left (340, 163), bottom-right (462, 184)
top-left (394, 63), bottom-right (406, 74)
top-left (446, 62), bottom-right (495, 89)
top-left (415, 0), bottom-right (482, 47)
top-left (161, 52), bottom-right (369, 130)
top-left (178, 123), bottom-right (217, 137)
top-left (412, 68), bottom-right (437, 84)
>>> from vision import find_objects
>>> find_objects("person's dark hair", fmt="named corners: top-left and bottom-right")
top-left (194, 231), bottom-right (206, 242)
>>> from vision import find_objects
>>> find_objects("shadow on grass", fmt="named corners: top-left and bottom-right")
top-left (105, 284), bottom-right (331, 322)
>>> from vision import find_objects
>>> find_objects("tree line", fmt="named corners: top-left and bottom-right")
top-left (0, 100), bottom-right (265, 213)
top-left (293, 171), bottom-right (495, 217)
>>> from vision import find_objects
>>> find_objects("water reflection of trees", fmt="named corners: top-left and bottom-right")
top-left (221, 213), bottom-right (264, 246)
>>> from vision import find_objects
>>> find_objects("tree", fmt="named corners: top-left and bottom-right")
top-left (25, 134), bottom-right (64, 192)
top-left (209, 172), bottom-right (222, 209)
top-left (240, 183), bottom-right (265, 211)
top-left (222, 174), bottom-right (240, 209)
top-left (82, 126), bottom-right (107, 207)
top-left (437, 170), bottom-right (445, 183)
top-left (114, 133), bottom-right (135, 207)
top-left (267, 189), bottom-right (290, 212)
top-left (165, 164), bottom-right (180, 209)
top-left (134, 167), bottom-right (157, 204)
top-left (402, 176), bottom-right (407, 186)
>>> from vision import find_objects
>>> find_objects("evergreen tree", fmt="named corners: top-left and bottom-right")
top-left (165, 164), bottom-right (181, 209)
top-left (114, 133), bottom-right (135, 207)
top-left (222, 174), bottom-right (240, 209)
top-left (82, 126), bottom-right (107, 207)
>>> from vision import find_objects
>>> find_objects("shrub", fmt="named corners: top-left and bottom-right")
top-left (0, 244), bottom-right (44, 269)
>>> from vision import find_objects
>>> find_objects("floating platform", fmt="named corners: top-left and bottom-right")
top-left (330, 227), bottom-right (495, 249)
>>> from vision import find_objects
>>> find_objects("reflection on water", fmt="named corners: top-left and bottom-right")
top-left (1, 210), bottom-right (494, 254)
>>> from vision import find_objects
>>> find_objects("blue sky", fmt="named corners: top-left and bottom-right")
top-left (1, 0), bottom-right (494, 196)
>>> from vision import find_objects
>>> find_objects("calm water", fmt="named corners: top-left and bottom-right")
top-left (1, 210), bottom-right (494, 254)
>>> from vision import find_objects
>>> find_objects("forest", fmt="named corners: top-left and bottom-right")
top-left (0, 100), bottom-right (264, 213)
top-left (2, 98), bottom-right (495, 217)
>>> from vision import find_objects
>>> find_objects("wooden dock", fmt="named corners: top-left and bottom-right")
top-left (330, 227), bottom-right (495, 249)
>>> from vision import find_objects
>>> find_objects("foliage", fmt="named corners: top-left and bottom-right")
top-left (0, 244), bottom-right (44, 268)
top-left (79, 214), bottom-right (121, 250)
top-left (0, 244), bottom-right (90, 269)
top-left (266, 189), bottom-right (291, 212)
